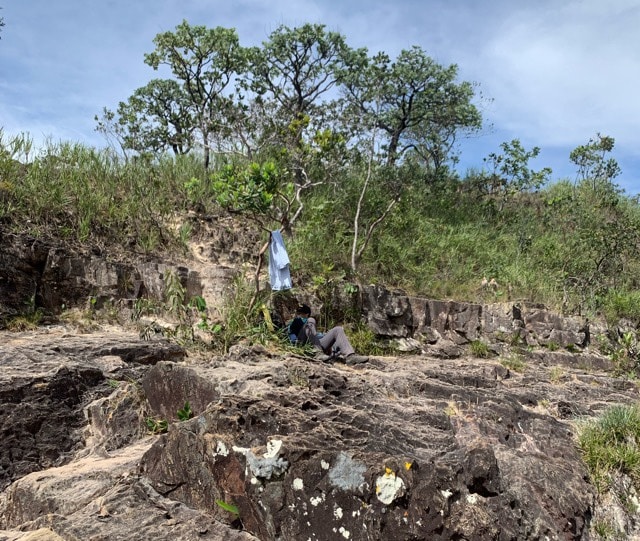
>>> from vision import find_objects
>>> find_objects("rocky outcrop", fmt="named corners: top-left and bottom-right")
top-left (0, 231), bottom-right (611, 363)
top-left (361, 284), bottom-right (598, 352)
top-left (0, 327), bottom-right (638, 540)
top-left (0, 224), bottom-right (259, 325)
top-left (2, 229), bottom-right (637, 539)
top-left (0, 329), bottom-right (184, 491)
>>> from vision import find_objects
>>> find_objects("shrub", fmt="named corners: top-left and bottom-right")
top-left (601, 290), bottom-right (640, 327)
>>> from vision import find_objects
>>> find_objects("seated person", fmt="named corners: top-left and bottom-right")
top-left (287, 304), bottom-right (368, 365)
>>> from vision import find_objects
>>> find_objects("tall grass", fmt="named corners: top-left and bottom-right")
top-left (4, 133), bottom-right (640, 323)
top-left (2, 139), bottom-right (211, 252)
top-left (578, 404), bottom-right (640, 493)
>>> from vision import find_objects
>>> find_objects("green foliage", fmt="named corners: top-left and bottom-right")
top-left (500, 354), bottom-right (526, 373)
top-left (4, 19), bottom-right (640, 333)
top-left (601, 290), bottom-right (640, 327)
top-left (592, 519), bottom-right (624, 540)
top-left (5, 309), bottom-right (43, 332)
top-left (578, 404), bottom-right (640, 494)
top-left (177, 401), bottom-right (193, 421)
top-left (570, 133), bottom-right (621, 189)
top-left (210, 275), bottom-right (268, 353)
top-left (145, 417), bottom-right (168, 434)
top-left (549, 366), bottom-right (565, 383)
top-left (213, 161), bottom-right (281, 217)
top-left (469, 340), bottom-right (491, 358)
top-left (346, 323), bottom-right (390, 356)
top-left (215, 499), bottom-right (239, 516)
top-left (608, 331), bottom-right (639, 377)
top-left (545, 341), bottom-right (560, 352)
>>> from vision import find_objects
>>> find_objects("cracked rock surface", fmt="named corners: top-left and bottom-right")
top-left (1, 327), bottom-right (638, 539)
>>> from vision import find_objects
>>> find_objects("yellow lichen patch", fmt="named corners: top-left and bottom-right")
top-left (404, 462), bottom-right (412, 471)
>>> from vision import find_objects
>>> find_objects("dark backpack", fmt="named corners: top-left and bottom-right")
top-left (287, 316), bottom-right (305, 338)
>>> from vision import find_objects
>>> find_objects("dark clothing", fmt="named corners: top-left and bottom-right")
top-left (288, 316), bottom-right (306, 339)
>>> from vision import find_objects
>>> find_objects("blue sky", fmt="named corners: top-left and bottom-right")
top-left (2, 0), bottom-right (640, 194)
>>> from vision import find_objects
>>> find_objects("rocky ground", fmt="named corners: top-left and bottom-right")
top-left (1, 324), bottom-right (639, 540)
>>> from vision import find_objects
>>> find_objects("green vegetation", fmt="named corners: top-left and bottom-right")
top-left (2, 22), bottom-right (640, 338)
top-left (215, 499), bottom-right (240, 517)
top-left (177, 401), bottom-right (193, 421)
top-left (500, 354), bottom-right (526, 373)
top-left (609, 331), bottom-right (639, 377)
top-left (145, 417), bottom-right (168, 434)
top-left (592, 518), bottom-right (624, 540)
top-left (469, 340), bottom-right (491, 358)
top-left (578, 404), bottom-right (640, 495)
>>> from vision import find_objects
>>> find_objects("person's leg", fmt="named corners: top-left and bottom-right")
top-left (298, 317), bottom-right (324, 350)
top-left (318, 326), bottom-right (355, 357)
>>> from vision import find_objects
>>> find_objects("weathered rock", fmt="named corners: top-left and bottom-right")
top-left (0, 439), bottom-right (259, 540)
top-left (361, 285), bottom-right (596, 352)
top-left (0, 227), bottom-right (258, 326)
top-left (2, 328), bottom-right (640, 539)
top-left (0, 328), bottom-right (184, 490)
top-left (135, 346), bottom-right (640, 540)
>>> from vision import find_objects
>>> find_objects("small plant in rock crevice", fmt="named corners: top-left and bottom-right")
top-left (177, 401), bottom-right (193, 421)
top-left (500, 354), bottom-right (526, 373)
top-left (609, 330), bottom-right (639, 377)
top-left (145, 417), bottom-right (168, 434)
top-left (549, 365), bottom-right (565, 384)
top-left (469, 340), bottom-right (491, 358)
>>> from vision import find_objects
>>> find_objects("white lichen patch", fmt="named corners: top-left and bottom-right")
top-left (293, 478), bottom-right (304, 491)
top-left (233, 441), bottom-right (288, 480)
top-left (250, 476), bottom-right (259, 485)
top-left (375, 471), bottom-right (406, 505)
top-left (264, 439), bottom-right (283, 458)
top-left (339, 526), bottom-right (351, 539)
top-left (334, 506), bottom-right (343, 519)
top-left (466, 493), bottom-right (478, 504)
top-left (441, 489), bottom-right (453, 499)
top-left (310, 493), bottom-right (325, 507)
top-left (214, 441), bottom-right (230, 457)
top-left (321, 460), bottom-right (330, 470)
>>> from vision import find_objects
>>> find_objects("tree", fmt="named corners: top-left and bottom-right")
top-left (96, 79), bottom-right (195, 158)
top-left (340, 46), bottom-right (482, 170)
top-left (478, 139), bottom-right (552, 211)
top-left (100, 21), bottom-right (249, 168)
top-left (337, 47), bottom-right (482, 272)
top-left (245, 23), bottom-right (359, 184)
top-left (570, 133), bottom-right (621, 190)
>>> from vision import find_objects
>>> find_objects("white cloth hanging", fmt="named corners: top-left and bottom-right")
top-left (268, 230), bottom-right (292, 290)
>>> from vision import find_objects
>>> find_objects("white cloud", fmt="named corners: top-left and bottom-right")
top-left (472, 1), bottom-right (640, 150)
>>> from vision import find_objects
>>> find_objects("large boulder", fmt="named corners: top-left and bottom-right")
top-left (136, 348), bottom-right (610, 540)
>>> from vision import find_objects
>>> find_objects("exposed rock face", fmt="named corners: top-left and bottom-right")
top-left (0, 226), bottom-right (259, 325)
top-left (0, 329), bottom-right (184, 491)
top-left (362, 284), bottom-right (593, 351)
top-left (2, 230), bottom-right (638, 539)
top-left (0, 327), bottom-right (638, 540)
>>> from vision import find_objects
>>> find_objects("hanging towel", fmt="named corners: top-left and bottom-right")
top-left (268, 230), bottom-right (292, 290)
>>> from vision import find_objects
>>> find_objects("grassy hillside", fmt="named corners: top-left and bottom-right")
top-left (2, 134), bottom-right (640, 327)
